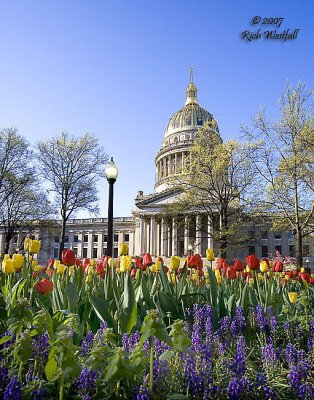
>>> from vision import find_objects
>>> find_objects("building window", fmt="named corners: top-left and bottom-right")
top-left (103, 248), bottom-right (106, 256)
top-left (124, 233), bottom-right (129, 242)
top-left (303, 245), bottom-right (310, 257)
top-left (54, 247), bottom-right (59, 258)
top-left (114, 234), bottom-right (119, 242)
top-left (84, 235), bottom-right (88, 243)
top-left (104, 236), bottom-right (108, 243)
top-left (274, 233), bottom-right (281, 239)
top-left (275, 245), bottom-right (282, 254)
top-left (83, 248), bottom-right (87, 258)
top-left (93, 234), bottom-right (98, 243)
top-left (262, 245), bottom-right (268, 258)
top-left (55, 236), bottom-right (59, 243)
top-left (64, 236), bottom-right (68, 243)
top-left (74, 247), bottom-right (78, 256)
top-left (113, 247), bottom-right (118, 258)
top-left (261, 230), bottom-right (268, 240)
top-left (289, 245), bottom-right (295, 257)
top-left (74, 235), bottom-right (79, 243)
top-left (93, 248), bottom-right (98, 258)
top-left (248, 245), bottom-right (255, 255)
top-left (13, 236), bottom-right (18, 244)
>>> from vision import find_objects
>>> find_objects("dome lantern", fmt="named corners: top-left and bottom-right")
top-left (185, 66), bottom-right (198, 105)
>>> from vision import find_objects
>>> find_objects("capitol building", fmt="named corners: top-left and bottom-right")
top-left (0, 72), bottom-right (313, 266)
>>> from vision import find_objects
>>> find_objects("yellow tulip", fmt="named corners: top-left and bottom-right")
top-left (87, 265), bottom-right (94, 275)
top-left (285, 275), bottom-right (290, 281)
top-left (32, 260), bottom-right (38, 268)
top-left (85, 274), bottom-right (92, 284)
top-left (300, 267), bottom-right (305, 273)
top-left (57, 264), bottom-right (66, 275)
top-left (119, 243), bottom-right (129, 256)
top-left (29, 239), bottom-right (41, 253)
top-left (69, 265), bottom-right (75, 275)
top-left (246, 265), bottom-right (251, 273)
top-left (206, 248), bottom-right (215, 262)
top-left (288, 292), bottom-right (298, 304)
top-left (120, 256), bottom-right (132, 273)
top-left (54, 260), bottom-right (60, 269)
top-left (205, 278), bottom-right (210, 285)
top-left (214, 269), bottom-right (221, 278)
top-left (24, 237), bottom-right (31, 252)
top-left (260, 260), bottom-right (268, 273)
top-left (216, 274), bottom-right (222, 284)
top-left (2, 257), bottom-right (15, 274)
top-left (258, 273), bottom-right (263, 281)
top-left (170, 256), bottom-right (180, 271)
top-left (150, 263), bottom-right (161, 273)
top-left (33, 265), bottom-right (42, 272)
top-left (90, 259), bottom-right (97, 267)
top-left (167, 272), bottom-right (176, 283)
top-left (249, 278), bottom-right (254, 285)
top-left (13, 254), bottom-right (23, 270)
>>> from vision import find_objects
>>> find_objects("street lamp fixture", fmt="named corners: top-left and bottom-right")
top-left (104, 157), bottom-right (118, 257)
top-left (188, 244), bottom-right (193, 256)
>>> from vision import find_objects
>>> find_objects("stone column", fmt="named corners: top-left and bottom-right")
top-left (146, 218), bottom-right (150, 254)
top-left (98, 232), bottom-right (104, 258)
top-left (150, 216), bottom-right (155, 255)
top-left (184, 216), bottom-right (189, 254)
top-left (207, 215), bottom-right (214, 249)
top-left (174, 153), bottom-right (177, 174)
top-left (160, 218), bottom-right (166, 256)
top-left (195, 215), bottom-right (202, 255)
top-left (77, 232), bottom-right (83, 258)
top-left (156, 220), bottom-right (160, 256)
top-left (171, 217), bottom-right (177, 256)
top-left (88, 232), bottom-right (93, 259)
top-left (181, 152), bottom-right (184, 172)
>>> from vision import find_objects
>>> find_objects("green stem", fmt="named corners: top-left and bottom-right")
top-left (149, 337), bottom-right (154, 394)
top-left (59, 373), bottom-right (64, 400)
top-left (18, 361), bottom-right (23, 382)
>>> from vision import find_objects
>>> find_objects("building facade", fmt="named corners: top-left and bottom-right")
top-left (0, 72), bottom-right (312, 267)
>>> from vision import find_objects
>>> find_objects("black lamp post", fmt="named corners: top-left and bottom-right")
top-left (104, 157), bottom-right (118, 257)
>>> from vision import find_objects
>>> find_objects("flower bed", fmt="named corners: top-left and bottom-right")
top-left (0, 245), bottom-right (313, 399)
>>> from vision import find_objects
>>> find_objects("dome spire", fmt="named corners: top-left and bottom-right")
top-left (185, 66), bottom-right (198, 105)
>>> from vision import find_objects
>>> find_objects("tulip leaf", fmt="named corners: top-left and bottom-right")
top-left (120, 273), bottom-right (137, 334)
top-left (89, 294), bottom-right (117, 333)
top-left (45, 357), bottom-right (59, 382)
top-left (206, 267), bottom-right (217, 307)
top-left (67, 281), bottom-right (78, 312)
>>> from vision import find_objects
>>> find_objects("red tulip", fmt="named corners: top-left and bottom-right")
top-left (47, 258), bottom-right (54, 268)
top-left (35, 278), bottom-right (53, 295)
top-left (273, 261), bottom-right (283, 272)
top-left (142, 253), bottom-right (152, 267)
top-left (310, 278), bottom-right (314, 284)
top-left (285, 271), bottom-right (293, 279)
top-left (158, 256), bottom-right (164, 264)
top-left (234, 259), bottom-right (244, 272)
top-left (226, 266), bottom-right (236, 279)
top-left (75, 258), bottom-right (82, 267)
top-left (300, 273), bottom-right (310, 283)
top-left (130, 268), bottom-right (137, 278)
top-left (96, 263), bottom-right (105, 279)
top-left (102, 256), bottom-right (110, 268)
top-left (217, 258), bottom-right (228, 270)
top-left (163, 265), bottom-right (169, 273)
top-left (246, 255), bottom-right (260, 270)
top-left (134, 256), bottom-right (142, 268)
top-left (61, 249), bottom-right (76, 266)
top-left (194, 254), bottom-right (203, 270)
top-left (83, 258), bottom-right (91, 269)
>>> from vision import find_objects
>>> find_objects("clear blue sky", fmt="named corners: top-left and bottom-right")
top-left (1, 0), bottom-right (313, 218)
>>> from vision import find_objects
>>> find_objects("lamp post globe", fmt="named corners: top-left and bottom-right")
top-left (104, 158), bottom-right (118, 257)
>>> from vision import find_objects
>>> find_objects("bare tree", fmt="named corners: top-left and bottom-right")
top-left (242, 82), bottom-right (314, 267)
top-left (36, 132), bottom-right (108, 258)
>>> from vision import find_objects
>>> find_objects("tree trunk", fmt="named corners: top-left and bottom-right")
top-left (59, 214), bottom-right (66, 260)
top-left (295, 226), bottom-right (303, 268)
top-left (219, 209), bottom-right (228, 259)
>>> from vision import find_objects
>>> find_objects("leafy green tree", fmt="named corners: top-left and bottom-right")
top-left (36, 132), bottom-right (108, 259)
top-left (242, 82), bottom-right (314, 267)
top-left (169, 121), bottom-right (255, 258)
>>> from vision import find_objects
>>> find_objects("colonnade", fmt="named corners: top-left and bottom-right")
top-left (138, 214), bottom-right (214, 257)
top-left (156, 151), bottom-right (189, 181)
